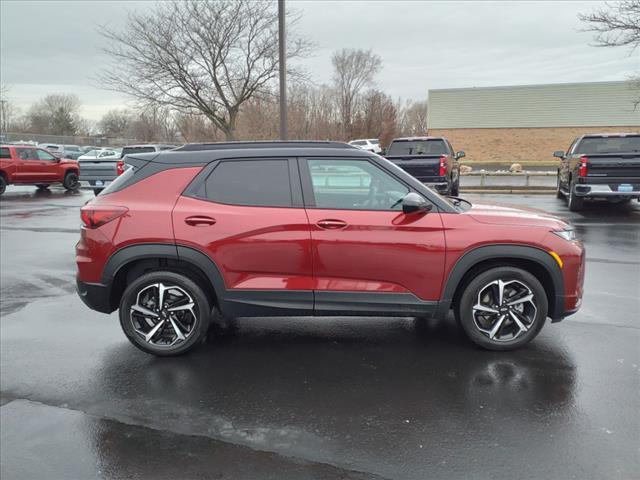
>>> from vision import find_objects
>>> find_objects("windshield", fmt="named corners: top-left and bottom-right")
top-left (575, 136), bottom-right (640, 154)
top-left (387, 139), bottom-right (447, 156)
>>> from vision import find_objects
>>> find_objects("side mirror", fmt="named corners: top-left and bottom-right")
top-left (402, 192), bottom-right (432, 214)
top-left (456, 151), bottom-right (465, 159)
top-left (553, 151), bottom-right (565, 159)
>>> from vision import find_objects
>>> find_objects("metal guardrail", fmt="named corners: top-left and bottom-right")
top-left (465, 171), bottom-right (556, 188)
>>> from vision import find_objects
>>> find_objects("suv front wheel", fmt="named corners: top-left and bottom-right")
top-left (119, 271), bottom-right (211, 356)
top-left (457, 267), bottom-right (547, 351)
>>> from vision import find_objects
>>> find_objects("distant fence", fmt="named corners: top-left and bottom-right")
top-left (0, 132), bottom-right (139, 147)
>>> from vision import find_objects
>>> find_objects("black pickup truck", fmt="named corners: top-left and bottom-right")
top-left (385, 136), bottom-right (464, 196)
top-left (554, 133), bottom-right (640, 211)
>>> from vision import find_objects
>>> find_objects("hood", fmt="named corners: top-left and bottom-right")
top-left (466, 201), bottom-right (570, 230)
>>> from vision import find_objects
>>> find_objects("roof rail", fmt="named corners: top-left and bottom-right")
top-left (176, 140), bottom-right (355, 152)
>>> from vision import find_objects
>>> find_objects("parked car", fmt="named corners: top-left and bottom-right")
top-left (0, 144), bottom-right (80, 195)
top-left (38, 144), bottom-right (84, 160)
top-left (554, 133), bottom-right (640, 211)
top-left (349, 138), bottom-right (382, 154)
top-left (79, 144), bottom-right (177, 195)
top-left (78, 149), bottom-right (120, 162)
top-left (385, 136), bottom-right (464, 196)
top-left (76, 141), bottom-right (584, 356)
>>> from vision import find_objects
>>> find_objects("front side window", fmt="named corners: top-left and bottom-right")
top-left (307, 159), bottom-right (409, 211)
top-left (36, 149), bottom-right (57, 161)
top-left (205, 159), bottom-right (292, 207)
top-left (16, 148), bottom-right (38, 160)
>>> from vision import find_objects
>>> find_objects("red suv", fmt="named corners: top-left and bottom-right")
top-left (76, 142), bottom-right (585, 356)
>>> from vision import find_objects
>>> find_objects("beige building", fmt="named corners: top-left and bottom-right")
top-left (427, 81), bottom-right (640, 163)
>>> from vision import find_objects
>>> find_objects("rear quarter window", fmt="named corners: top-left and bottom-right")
top-left (0, 147), bottom-right (11, 159)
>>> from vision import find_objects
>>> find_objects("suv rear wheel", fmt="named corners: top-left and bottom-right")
top-left (119, 271), bottom-right (211, 356)
top-left (457, 267), bottom-right (547, 351)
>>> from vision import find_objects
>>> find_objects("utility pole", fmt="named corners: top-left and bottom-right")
top-left (278, 0), bottom-right (287, 140)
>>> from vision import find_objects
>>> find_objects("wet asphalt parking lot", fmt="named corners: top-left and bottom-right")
top-left (0, 186), bottom-right (638, 480)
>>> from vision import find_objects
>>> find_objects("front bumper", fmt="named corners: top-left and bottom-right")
top-left (574, 182), bottom-right (640, 198)
top-left (76, 277), bottom-right (113, 314)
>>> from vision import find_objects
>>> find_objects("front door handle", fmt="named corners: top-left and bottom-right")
top-left (185, 215), bottom-right (217, 226)
top-left (316, 219), bottom-right (348, 230)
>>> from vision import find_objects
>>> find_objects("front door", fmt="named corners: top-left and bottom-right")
top-left (300, 157), bottom-right (446, 315)
top-left (14, 148), bottom-right (59, 182)
top-left (172, 158), bottom-right (314, 317)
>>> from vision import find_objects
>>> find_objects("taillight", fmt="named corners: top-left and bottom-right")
top-left (439, 155), bottom-right (447, 177)
top-left (116, 161), bottom-right (125, 176)
top-left (578, 156), bottom-right (588, 177)
top-left (81, 205), bottom-right (128, 228)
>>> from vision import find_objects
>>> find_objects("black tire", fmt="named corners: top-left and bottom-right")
top-left (0, 175), bottom-right (6, 195)
top-left (63, 171), bottom-right (79, 191)
top-left (450, 174), bottom-right (460, 196)
top-left (555, 171), bottom-right (564, 199)
top-left (119, 271), bottom-right (212, 356)
top-left (93, 188), bottom-right (104, 196)
top-left (457, 267), bottom-right (548, 351)
top-left (567, 177), bottom-right (584, 212)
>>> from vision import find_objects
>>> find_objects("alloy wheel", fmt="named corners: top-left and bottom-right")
top-left (130, 282), bottom-right (198, 348)
top-left (472, 279), bottom-right (537, 342)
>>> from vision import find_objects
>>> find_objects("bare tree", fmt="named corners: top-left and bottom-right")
top-left (332, 49), bottom-right (382, 138)
top-left (579, 1), bottom-right (640, 50)
top-left (0, 84), bottom-right (19, 133)
top-left (580, 1), bottom-right (640, 105)
top-left (98, 109), bottom-right (131, 137)
top-left (399, 100), bottom-right (428, 137)
top-left (26, 94), bottom-right (83, 135)
top-left (99, 0), bottom-right (311, 140)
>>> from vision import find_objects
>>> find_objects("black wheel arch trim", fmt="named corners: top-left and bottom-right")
top-left (438, 244), bottom-right (565, 320)
top-left (101, 242), bottom-right (229, 312)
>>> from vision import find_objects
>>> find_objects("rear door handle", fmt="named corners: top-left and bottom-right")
top-left (185, 215), bottom-right (217, 226)
top-left (316, 219), bottom-right (348, 229)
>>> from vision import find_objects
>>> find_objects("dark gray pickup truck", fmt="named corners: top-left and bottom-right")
top-left (554, 133), bottom-right (640, 211)
top-left (385, 136), bottom-right (464, 196)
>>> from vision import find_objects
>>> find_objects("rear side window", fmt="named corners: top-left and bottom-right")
top-left (205, 160), bottom-right (292, 207)
top-left (387, 140), bottom-right (448, 156)
top-left (575, 136), bottom-right (640, 154)
top-left (0, 147), bottom-right (10, 159)
top-left (16, 148), bottom-right (38, 160)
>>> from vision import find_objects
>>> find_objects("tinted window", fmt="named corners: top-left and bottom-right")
top-left (205, 160), bottom-right (292, 207)
top-left (121, 146), bottom-right (156, 157)
top-left (0, 147), bottom-right (10, 159)
top-left (36, 149), bottom-right (57, 161)
top-left (368, 139), bottom-right (379, 144)
top-left (575, 136), bottom-right (640, 154)
top-left (351, 140), bottom-right (366, 146)
top-left (307, 159), bottom-right (408, 210)
top-left (387, 140), bottom-right (447, 156)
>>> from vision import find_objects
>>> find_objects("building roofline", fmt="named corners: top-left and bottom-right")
top-left (427, 80), bottom-right (635, 95)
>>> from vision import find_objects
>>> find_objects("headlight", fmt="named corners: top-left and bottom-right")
top-left (553, 229), bottom-right (577, 241)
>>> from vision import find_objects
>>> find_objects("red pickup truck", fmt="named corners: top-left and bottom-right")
top-left (0, 145), bottom-right (80, 195)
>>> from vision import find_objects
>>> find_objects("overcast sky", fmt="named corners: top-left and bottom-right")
top-left (1, 0), bottom-right (638, 121)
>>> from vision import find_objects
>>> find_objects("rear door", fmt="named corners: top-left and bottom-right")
top-left (172, 158), bottom-right (314, 316)
top-left (300, 157), bottom-right (446, 315)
